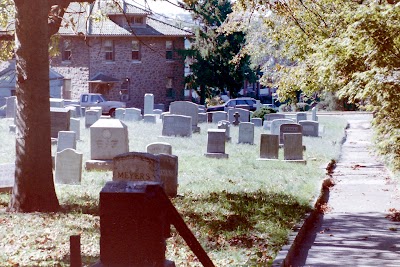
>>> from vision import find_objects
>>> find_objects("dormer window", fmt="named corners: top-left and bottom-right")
top-left (130, 16), bottom-right (144, 25)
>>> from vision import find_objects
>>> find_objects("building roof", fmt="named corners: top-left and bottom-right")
top-left (89, 72), bottom-right (120, 83)
top-left (59, 1), bottom-right (192, 37)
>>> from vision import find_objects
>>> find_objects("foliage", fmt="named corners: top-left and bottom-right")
top-left (180, 0), bottom-right (258, 104)
top-left (251, 106), bottom-right (277, 119)
top-left (229, 0), bottom-right (400, 169)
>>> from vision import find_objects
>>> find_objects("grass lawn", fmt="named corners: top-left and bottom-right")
top-left (0, 114), bottom-right (348, 266)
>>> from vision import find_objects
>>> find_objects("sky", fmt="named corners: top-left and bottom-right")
top-left (128, 0), bottom-right (189, 15)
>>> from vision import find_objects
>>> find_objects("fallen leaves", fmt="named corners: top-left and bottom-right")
top-left (386, 208), bottom-right (400, 222)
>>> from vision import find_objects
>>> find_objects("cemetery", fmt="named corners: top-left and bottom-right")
top-left (0, 105), bottom-right (349, 266)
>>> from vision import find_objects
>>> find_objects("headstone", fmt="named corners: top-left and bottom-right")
top-left (146, 142), bottom-right (172, 155)
top-left (69, 104), bottom-right (82, 117)
top-left (296, 112), bottom-right (307, 123)
top-left (154, 103), bottom-right (165, 112)
top-left (228, 108), bottom-right (250, 123)
top-left (270, 119), bottom-right (295, 136)
top-left (251, 118), bottom-right (262, 127)
top-left (113, 152), bottom-right (161, 182)
top-left (90, 119), bottom-right (129, 160)
top-left (264, 113), bottom-right (285, 121)
top-left (255, 100), bottom-right (263, 111)
top-left (238, 122), bottom-right (255, 144)
top-left (65, 105), bottom-right (78, 118)
top-left (55, 148), bottom-right (83, 185)
top-left (217, 120), bottom-right (231, 141)
top-left (299, 120), bottom-right (319, 137)
top-left (144, 93), bottom-right (154, 115)
top-left (198, 113), bottom-right (207, 123)
top-left (153, 109), bottom-right (163, 117)
top-left (50, 98), bottom-right (65, 108)
top-left (259, 134), bottom-right (279, 159)
top-left (205, 129), bottom-right (228, 158)
top-left (198, 105), bottom-right (206, 113)
top-left (312, 106), bottom-right (318, 121)
top-left (284, 133), bottom-right (306, 163)
top-left (50, 107), bottom-right (71, 138)
top-left (158, 154), bottom-right (178, 197)
top-left (212, 111), bottom-right (228, 124)
top-left (5, 96), bottom-right (16, 119)
top-left (233, 112), bottom-right (240, 126)
top-left (57, 131), bottom-right (76, 152)
top-left (115, 108), bottom-right (125, 120)
top-left (143, 114), bottom-right (157, 123)
top-left (0, 163), bottom-right (15, 192)
top-left (169, 101), bottom-right (200, 132)
top-left (162, 115), bottom-right (192, 137)
top-left (69, 118), bottom-right (81, 140)
top-left (280, 123), bottom-right (302, 144)
top-left (124, 108), bottom-right (142, 121)
top-left (85, 109), bottom-right (101, 128)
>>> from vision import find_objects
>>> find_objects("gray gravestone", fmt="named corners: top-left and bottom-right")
top-left (55, 148), bottom-right (83, 185)
top-left (57, 131), bottom-right (76, 152)
top-left (259, 134), bottom-right (279, 159)
top-left (69, 118), bottom-right (81, 140)
top-left (50, 98), bottom-right (65, 108)
top-left (280, 123), bottom-right (302, 144)
top-left (85, 109), bottom-right (101, 128)
top-left (90, 119), bottom-right (129, 160)
top-left (158, 154), bottom-right (178, 197)
top-left (50, 107), bottom-right (71, 138)
top-left (5, 96), bottom-right (16, 119)
top-left (65, 105), bottom-right (78, 118)
top-left (143, 114), bottom-right (157, 124)
top-left (312, 106), bottom-right (318, 121)
top-left (162, 115), bottom-right (192, 137)
top-left (228, 108), bottom-right (250, 123)
top-left (205, 129), bottom-right (228, 158)
top-left (124, 108), bottom-right (142, 121)
top-left (270, 119), bottom-right (295, 136)
top-left (284, 133), bottom-right (305, 163)
top-left (299, 120), bottom-right (319, 137)
top-left (169, 101), bottom-right (199, 132)
top-left (144, 93), bottom-right (154, 115)
top-left (212, 111), bottom-right (228, 124)
top-left (198, 113), bottom-right (207, 123)
top-left (264, 113), bottom-right (285, 121)
top-left (217, 120), bottom-right (231, 141)
top-left (250, 118), bottom-right (262, 127)
top-left (113, 152), bottom-right (161, 182)
top-left (0, 163), bottom-right (15, 192)
top-left (115, 108), bottom-right (125, 120)
top-left (296, 112), bottom-right (308, 123)
top-left (146, 142), bottom-right (172, 155)
top-left (238, 122), bottom-right (255, 144)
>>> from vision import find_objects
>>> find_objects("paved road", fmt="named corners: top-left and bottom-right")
top-left (280, 117), bottom-right (400, 266)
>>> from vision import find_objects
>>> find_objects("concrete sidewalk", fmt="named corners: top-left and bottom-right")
top-left (274, 118), bottom-right (400, 266)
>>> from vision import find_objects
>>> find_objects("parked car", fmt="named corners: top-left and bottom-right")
top-left (206, 97), bottom-right (257, 112)
top-left (79, 93), bottom-right (126, 117)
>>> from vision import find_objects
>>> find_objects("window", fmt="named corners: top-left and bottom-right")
top-left (166, 40), bottom-right (173, 60)
top-left (130, 16), bottom-right (144, 25)
top-left (132, 40), bottom-right (140, 61)
top-left (62, 40), bottom-right (72, 61)
top-left (104, 40), bottom-right (114, 61)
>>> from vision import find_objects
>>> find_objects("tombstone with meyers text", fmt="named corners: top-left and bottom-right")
top-left (279, 123), bottom-right (302, 145)
top-left (113, 152), bottom-right (161, 182)
top-left (205, 129), bottom-right (228, 158)
top-left (55, 148), bottom-right (83, 185)
top-left (162, 114), bottom-right (192, 137)
top-left (238, 122), bottom-right (255, 144)
top-left (259, 134), bottom-right (279, 160)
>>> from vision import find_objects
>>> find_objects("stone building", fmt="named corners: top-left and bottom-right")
top-left (51, 0), bottom-right (192, 110)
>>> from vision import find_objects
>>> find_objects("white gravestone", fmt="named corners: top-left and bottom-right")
top-left (169, 101), bottom-right (200, 133)
top-left (238, 122), bottom-right (255, 144)
top-left (50, 98), bottom-right (65, 108)
top-left (251, 118), bottom-right (263, 127)
top-left (205, 129), bottom-right (228, 158)
top-left (143, 114), bottom-right (157, 123)
top-left (312, 106), bottom-right (318, 121)
top-left (124, 108), bottom-right (142, 121)
top-left (57, 131), bottom-right (76, 152)
top-left (217, 120), bottom-right (231, 141)
top-left (69, 118), bottom-right (81, 140)
top-left (55, 148), bottom-right (83, 185)
top-left (146, 142), bottom-right (172, 155)
top-left (212, 111), bottom-right (228, 124)
top-left (162, 115), bottom-right (192, 137)
top-left (144, 93), bottom-right (154, 115)
top-left (270, 119), bottom-right (295, 136)
top-left (115, 108), bottom-right (125, 120)
top-left (85, 109), bottom-right (101, 128)
top-left (90, 119), bottom-right (129, 160)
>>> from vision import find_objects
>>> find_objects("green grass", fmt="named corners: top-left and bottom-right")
top-left (0, 115), bottom-right (348, 266)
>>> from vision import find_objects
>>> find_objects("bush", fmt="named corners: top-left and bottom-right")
top-left (251, 106), bottom-right (277, 119)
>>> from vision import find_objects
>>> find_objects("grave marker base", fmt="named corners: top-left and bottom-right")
top-left (204, 153), bottom-right (229, 159)
top-left (256, 158), bottom-right (280, 161)
top-left (85, 160), bottom-right (113, 171)
top-left (282, 159), bottom-right (307, 164)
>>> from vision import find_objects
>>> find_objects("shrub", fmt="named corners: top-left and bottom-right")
top-left (251, 106), bottom-right (277, 119)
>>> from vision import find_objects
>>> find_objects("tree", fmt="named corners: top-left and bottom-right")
top-left (231, 0), bottom-right (400, 168)
top-left (1, 0), bottom-right (95, 212)
top-left (181, 0), bottom-right (257, 104)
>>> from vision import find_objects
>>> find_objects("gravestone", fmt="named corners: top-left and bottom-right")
top-left (146, 142), bottom-right (172, 155)
top-left (69, 104), bottom-right (82, 117)
top-left (153, 109), bottom-right (163, 118)
top-left (205, 129), bottom-right (228, 158)
top-left (144, 93), bottom-right (154, 115)
top-left (124, 108), bottom-right (142, 121)
top-left (212, 111), bottom-right (228, 124)
top-left (50, 107), bottom-right (71, 138)
top-left (259, 134), bottom-right (279, 159)
top-left (217, 120), bottom-right (231, 141)
top-left (144, 114), bottom-right (157, 124)
top-left (0, 163), bottom-right (15, 193)
top-left (312, 106), bottom-right (318, 121)
top-left (284, 133), bottom-right (306, 163)
top-left (296, 112), bottom-right (307, 123)
top-left (238, 122), bottom-right (255, 144)
top-left (162, 115), bottom-right (192, 137)
top-left (65, 105), bottom-right (78, 118)
top-left (69, 118), bottom-right (81, 140)
top-left (263, 113), bottom-right (286, 130)
top-left (57, 131), bottom-right (76, 152)
top-left (169, 101), bottom-right (200, 133)
top-left (85, 109), bottom-right (101, 128)
top-left (113, 152), bottom-right (161, 182)
top-left (233, 112), bottom-right (240, 126)
top-left (115, 108), bottom-right (125, 120)
top-left (228, 108), bottom-right (250, 123)
top-left (158, 154), bottom-right (179, 197)
top-left (255, 100), bottom-right (263, 111)
top-left (90, 119), bottom-right (129, 160)
top-left (251, 118), bottom-right (262, 127)
top-left (280, 123), bottom-right (302, 144)
top-left (50, 98), bottom-right (65, 108)
top-left (198, 113), bottom-right (207, 123)
top-left (299, 120), bottom-right (319, 137)
top-left (154, 103), bottom-right (165, 112)
top-left (198, 105), bottom-right (206, 113)
top-left (55, 148), bottom-right (83, 185)
top-left (5, 96), bottom-right (16, 119)
top-left (270, 119), bottom-right (294, 136)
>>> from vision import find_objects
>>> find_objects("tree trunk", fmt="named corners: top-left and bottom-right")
top-left (9, 0), bottom-right (60, 212)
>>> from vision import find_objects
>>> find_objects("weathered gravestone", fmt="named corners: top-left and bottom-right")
top-left (55, 148), bottom-right (83, 185)
top-left (312, 106), bottom-right (318, 121)
top-left (279, 123), bottom-right (302, 145)
top-left (205, 129), bottom-right (228, 158)
top-left (90, 119), bottom-right (129, 160)
top-left (69, 118), bottom-right (81, 140)
top-left (217, 120), bottom-right (231, 141)
top-left (251, 117), bottom-right (262, 127)
top-left (85, 109), bottom-right (101, 128)
top-left (228, 108), bottom-right (250, 123)
top-left (238, 122), bottom-right (255, 144)
top-left (144, 114), bottom-right (157, 124)
top-left (162, 114), bottom-right (192, 137)
top-left (65, 105), bottom-right (78, 118)
top-left (299, 120), bottom-right (319, 137)
top-left (144, 93), bottom-right (154, 115)
top-left (57, 131), bottom-right (76, 152)
top-left (68, 104), bottom-right (82, 117)
top-left (50, 107), bottom-right (71, 138)
top-left (146, 142), bottom-right (172, 155)
top-left (115, 108), bottom-right (125, 120)
top-left (113, 152), bottom-right (161, 182)
top-left (124, 108), bottom-right (142, 121)
top-left (264, 113), bottom-right (286, 121)
top-left (259, 134), bottom-right (279, 160)
top-left (0, 163), bottom-right (15, 193)
top-left (296, 112), bottom-right (308, 123)
top-left (169, 101), bottom-right (199, 133)
top-left (154, 103), bottom-right (165, 112)
top-left (198, 113), bottom-right (207, 123)
top-left (50, 98), bottom-right (65, 108)
top-left (5, 96), bottom-right (16, 119)
top-left (284, 133), bottom-right (306, 163)
top-left (158, 154), bottom-right (179, 197)
top-left (211, 111), bottom-right (228, 124)
top-left (270, 119), bottom-right (294, 136)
